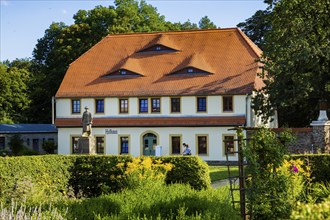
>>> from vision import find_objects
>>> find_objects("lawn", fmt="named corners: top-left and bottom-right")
top-left (209, 165), bottom-right (239, 182)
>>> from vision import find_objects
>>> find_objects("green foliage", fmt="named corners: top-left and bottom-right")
top-left (253, 0), bottom-right (330, 127)
top-left (68, 155), bottom-right (132, 198)
top-left (291, 196), bottom-right (330, 220)
top-left (42, 141), bottom-right (57, 154)
top-left (292, 154), bottom-right (330, 183)
top-left (8, 134), bottom-right (25, 156)
top-left (0, 61), bottom-right (32, 123)
top-left (162, 156), bottom-right (211, 190)
top-left (61, 184), bottom-right (239, 220)
top-left (0, 155), bottom-right (74, 205)
top-left (245, 128), bottom-right (303, 219)
top-left (198, 16), bottom-right (217, 29)
top-left (237, 9), bottom-right (271, 49)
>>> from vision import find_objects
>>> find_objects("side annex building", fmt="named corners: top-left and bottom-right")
top-left (55, 28), bottom-right (275, 162)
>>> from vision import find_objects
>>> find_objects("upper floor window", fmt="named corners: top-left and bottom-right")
top-left (72, 99), bottom-right (81, 114)
top-left (139, 98), bottom-right (148, 113)
top-left (95, 99), bottom-right (104, 113)
top-left (171, 97), bottom-right (181, 113)
top-left (120, 70), bottom-right (127, 75)
top-left (187, 68), bottom-right (194, 73)
top-left (96, 136), bottom-right (105, 154)
top-left (223, 96), bottom-right (233, 112)
top-left (197, 97), bottom-right (207, 112)
top-left (119, 99), bottom-right (129, 113)
top-left (151, 98), bottom-right (161, 113)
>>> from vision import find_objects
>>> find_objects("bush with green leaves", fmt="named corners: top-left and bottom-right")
top-left (244, 128), bottom-right (305, 219)
top-left (42, 141), bottom-right (57, 154)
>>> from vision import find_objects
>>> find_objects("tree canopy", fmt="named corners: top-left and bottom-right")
top-left (0, 60), bottom-right (32, 123)
top-left (252, 0), bottom-right (330, 127)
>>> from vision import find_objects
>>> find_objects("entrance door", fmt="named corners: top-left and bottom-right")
top-left (143, 133), bottom-right (157, 156)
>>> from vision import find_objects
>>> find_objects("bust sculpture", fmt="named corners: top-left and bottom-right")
top-left (82, 106), bottom-right (93, 137)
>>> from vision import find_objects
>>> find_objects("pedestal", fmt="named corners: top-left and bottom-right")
top-left (310, 120), bottom-right (330, 153)
top-left (77, 136), bottom-right (96, 154)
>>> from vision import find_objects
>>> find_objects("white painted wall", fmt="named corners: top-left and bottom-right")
top-left (57, 126), bottom-right (240, 161)
top-left (56, 95), bottom-right (248, 118)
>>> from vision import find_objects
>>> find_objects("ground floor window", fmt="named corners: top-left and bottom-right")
top-left (223, 135), bottom-right (235, 156)
top-left (0, 137), bottom-right (5, 150)
top-left (71, 136), bottom-right (79, 154)
top-left (197, 135), bottom-right (208, 155)
top-left (32, 139), bottom-right (39, 152)
top-left (170, 135), bottom-right (181, 154)
top-left (96, 136), bottom-right (105, 154)
top-left (120, 136), bottom-right (129, 154)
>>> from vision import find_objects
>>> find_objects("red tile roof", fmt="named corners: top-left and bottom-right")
top-left (56, 28), bottom-right (263, 98)
top-left (55, 116), bottom-right (246, 127)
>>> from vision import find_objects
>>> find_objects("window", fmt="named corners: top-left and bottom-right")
top-left (120, 136), bottom-right (129, 154)
top-left (96, 136), bottom-right (105, 154)
top-left (120, 70), bottom-right (127, 75)
top-left (48, 138), bottom-right (54, 143)
top-left (171, 135), bottom-right (181, 154)
top-left (223, 96), bottom-right (233, 112)
top-left (72, 99), bottom-right (81, 114)
top-left (151, 98), bottom-right (160, 113)
top-left (119, 99), bottom-right (129, 113)
top-left (171, 98), bottom-right (181, 113)
top-left (71, 136), bottom-right (79, 154)
top-left (33, 139), bottom-right (39, 152)
top-left (223, 135), bottom-right (235, 155)
top-left (95, 99), bottom-right (104, 113)
top-left (26, 138), bottom-right (30, 146)
top-left (0, 137), bottom-right (5, 150)
top-left (139, 98), bottom-right (148, 113)
top-left (187, 68), bottom-right (194, 73)
top-left (197, 135), bottom-right (208, 155)
top-left (156, 46), bottom-right (161, 51)
top-left (197, 97), bottom-right (207, 112)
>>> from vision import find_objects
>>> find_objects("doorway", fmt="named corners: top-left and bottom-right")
top-left (142, 133), bottom-right (157, 156)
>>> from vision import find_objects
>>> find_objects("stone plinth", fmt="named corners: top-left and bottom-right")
top-left (310, 120), bottom-right (330, 153)
top-left (77, 136), bottom-right (96, 154)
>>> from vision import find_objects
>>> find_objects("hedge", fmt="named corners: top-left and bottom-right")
top-left (291, 154), bottom-right (330, 183)
top-left (0, 155), bottom-right (210, 202)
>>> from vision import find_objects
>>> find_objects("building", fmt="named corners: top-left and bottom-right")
top-left (55, 28), bottom-right (275, 162)
top-left (0, 124), bottom-right (58, 153)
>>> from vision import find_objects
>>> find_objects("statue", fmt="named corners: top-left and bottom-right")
top-left (81, 106), bottom-right (93, 137)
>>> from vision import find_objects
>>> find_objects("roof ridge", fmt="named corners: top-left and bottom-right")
top-left (104, 28), bottom-right (238, 38)
top-left (236, 28), bottom-right (263, 57)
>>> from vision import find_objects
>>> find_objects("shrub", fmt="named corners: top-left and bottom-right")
top-left (42, 141), bottom-right (57, 154)
top-left (292, 154), bottom-right (330, 183)
top-left (162, 156), bottom-right (211, 190)
top-left (62, 183), bottom-right (239, 220)
top-left (291, 196), bottom-right (330, 220)
top-left (245, 128), bottom-right (301, 219)
top-left (8, 134), bottom-right (25, 156)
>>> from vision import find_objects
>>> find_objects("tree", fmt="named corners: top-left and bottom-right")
top-left (253, 0), bottom-right (330, 127)
top-left (0, 61), bottom-right (31, 123)
top-left (237, 10), bottom-right (271, 49)
top-left (198, 16), bottom-right (217, 29)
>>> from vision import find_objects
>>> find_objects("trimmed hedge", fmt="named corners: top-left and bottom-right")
top-left (291, 154), bottom-right (330, 183)
top-left (0, 155), bottom-right (210, 202)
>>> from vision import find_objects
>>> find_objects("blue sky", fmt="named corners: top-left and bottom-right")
top-left (1, 0), bottom-right (267, 61)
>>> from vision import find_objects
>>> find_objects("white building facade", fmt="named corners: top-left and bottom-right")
top-left (55, 29), bottom-right (275, 162)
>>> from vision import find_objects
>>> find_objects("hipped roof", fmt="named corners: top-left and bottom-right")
top-left (56, 28), bottom-right (263, 98)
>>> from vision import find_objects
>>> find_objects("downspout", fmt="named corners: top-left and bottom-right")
top-left (245, 94), bottom-right (251, 127)
top-left (52, 96), bottom-right (55, 124)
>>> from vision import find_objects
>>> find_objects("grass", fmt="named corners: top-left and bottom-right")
top-left (209, 166), bottom-right (239, 182)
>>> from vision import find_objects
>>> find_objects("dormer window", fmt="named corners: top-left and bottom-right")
top-left (103, 68), bottom-right (143, 78)
top-left (155, 46), bottom-right (161, 51)
top-left (120, 70), bottom-right (127, 75)
top-left (187, 68), bottom-right (194, 73)
top-left (138, 44), bottom-right (177, 53)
